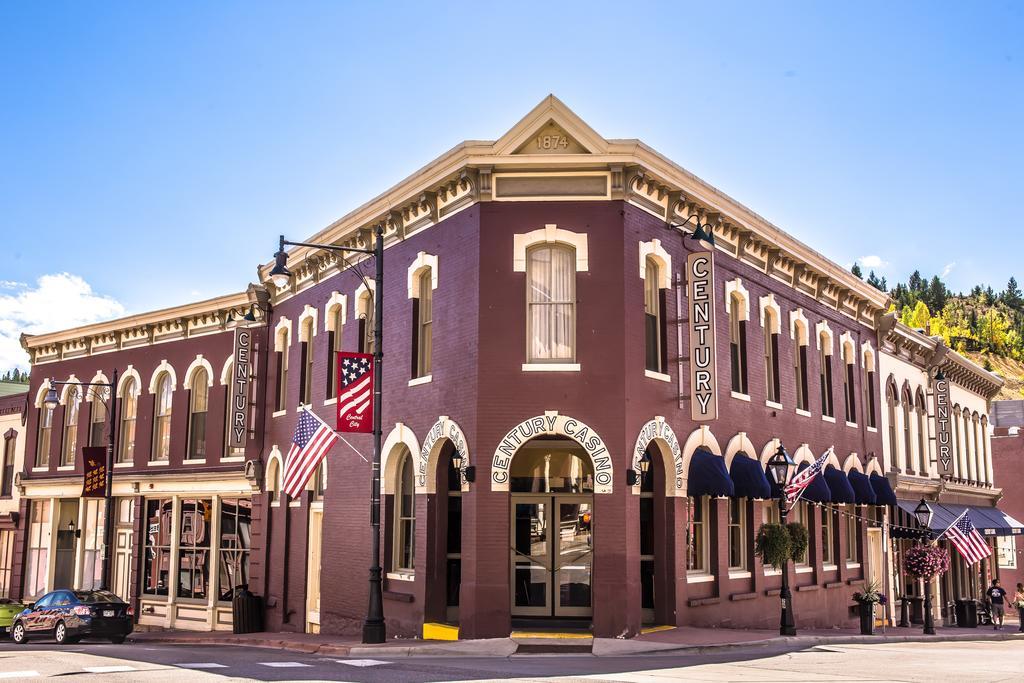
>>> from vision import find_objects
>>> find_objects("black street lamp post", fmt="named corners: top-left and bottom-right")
top-left (269, 226), bottom-right (386, 644)
top-left (45, 370), bottom-right (119, 592)
top-left (913, 498), bottom-right (936, 636)
top-left (766, 443), bottom-right (797, 637)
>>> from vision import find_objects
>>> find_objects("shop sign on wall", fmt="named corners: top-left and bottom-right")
top-left (228, 328), bottom-right (252, 449)
top-left (933, 372), bottom-right (954, 477)
top-left (687, 251), bottom-right (718, 421)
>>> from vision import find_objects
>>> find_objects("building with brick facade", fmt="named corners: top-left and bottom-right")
top-left (0, 388), bottom-right (28, 599)
top-left (11, 96), bottom-right (1019, 639)
top-left (990, 401), bottom-right (1024, 593)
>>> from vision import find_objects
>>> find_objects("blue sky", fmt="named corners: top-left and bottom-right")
top-left (1, 1), bottom-right (1021, 369)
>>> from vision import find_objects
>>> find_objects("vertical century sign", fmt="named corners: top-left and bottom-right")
top-left (687, 251), bottom-right (718, 421)
top-left (933, 370), bottom-right (954, 477)
top-left (228, 327), bottom-right (252, 449)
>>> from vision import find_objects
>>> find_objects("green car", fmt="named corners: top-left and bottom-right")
top-left (0, 599), bottom-right (27, 636)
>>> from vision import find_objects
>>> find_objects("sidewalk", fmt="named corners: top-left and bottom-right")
top-left (130, 623), bottom-right (1024, 658)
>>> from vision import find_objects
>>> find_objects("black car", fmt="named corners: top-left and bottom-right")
top-left (11, 589), bottom-right (133, 645)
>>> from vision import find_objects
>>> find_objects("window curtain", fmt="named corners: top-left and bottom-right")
top-left (528, 246), bottom-right (574, 361)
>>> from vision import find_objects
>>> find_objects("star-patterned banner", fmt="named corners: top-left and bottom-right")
top-left (336, 351), bottom-right (374, 433)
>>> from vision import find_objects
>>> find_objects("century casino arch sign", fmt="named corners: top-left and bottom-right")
top-left (687, 251), bottom-right (718, 421)
top-left (491, 411), bottom-right (613, 493)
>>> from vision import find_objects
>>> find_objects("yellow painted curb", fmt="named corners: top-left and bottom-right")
top-left (511, 631), bottom-right (593, 639)
top-left (640, 625), bottom-right (677, 634)
top-left (423, 622), bottom-right (459, 641)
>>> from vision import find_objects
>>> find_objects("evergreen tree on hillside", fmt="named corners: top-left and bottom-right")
top-left (1003, 277), bottom-right (1022, 310)
top-left (851, 263), bottom-right (863, 278)
top-left (926, 276), bottom-right (948, 312)
top-left (866, 270), bottom-right (885, 291)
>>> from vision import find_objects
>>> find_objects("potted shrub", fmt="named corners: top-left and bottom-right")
top-left (755, 523), bottom-right (792, 569)
top-left (852, 581), bottom-right (886, 635)
top-left (786, 522), bottom-right (809, 563)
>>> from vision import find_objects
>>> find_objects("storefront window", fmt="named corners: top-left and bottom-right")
top-left (80, 499), bottom-right (106, 590)
top-left (143, 498), bottom-right (173, 596)
top-left (178, 499), bottom-right (212, 600)
top-left (728, 498), bottom-right (747, 570)
top-left (687, 496), bottom-right (709, 573)
top-left (0, 529), bottom-right (14, 598)
top-left (25, 500), bottom-right (50, 598)
top-left (996, 536), bottom-right (1017, 570)
top-left (218, 498), bottom-right (251, 602)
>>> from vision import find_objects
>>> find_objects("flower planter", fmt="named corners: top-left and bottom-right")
top-left (858, 602), bottom-right (875, 635)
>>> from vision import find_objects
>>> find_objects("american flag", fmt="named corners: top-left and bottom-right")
top-left (336, 352), bottom-right (374, 433)
top-left (785, 451), bottom-right (830, 507)
top-left (943, 511), bottom-right (992, 566)
top-left (282, 408), bottom-right (339, 498)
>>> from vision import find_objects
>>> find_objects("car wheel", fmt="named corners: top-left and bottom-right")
top-left (109, 636), bottom-right (126, 644)
top-left (11, 621), bottom-right (26, 645)
top-left (54, 620), bottom-right (69, 645)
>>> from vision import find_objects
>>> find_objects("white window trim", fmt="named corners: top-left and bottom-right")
top-left (796, 408), bottom-right (812, 418)
top-left (387, 571), bottom-right (415, 582)
top-left (766, 400), bottom-right (783, 410)
top-left (183, 355), bottom-right (215, 389)
top-left (273, 317), bottom-right (292, 352)
top-left (407, 252), bottom-right (439, 298)
top-left (513, 224), bottom-right (588, 272)
top-left (354, 281), bottom-right (375, 321)
top-left (816, 320), bottom-right (834, 354)
top-left (790, 309), bottom-right (809, 345)
top-left (724, 278), bottom-right (750, 321)
top-left (408, 375), bottom-right (433, 387)
top-left (298, 305), bottom-right (318, 341)
top-left (759, 293), bottom-right (781, 332)
top-left (522, 363), bottom-right (581, 372)
top-left (272, 409), bottom-right (287, 418)
top-left (147, 361), bottom-right (177, 394)
top-left (644, 369), bottom-right (671, 383)
top-left (731, 391), bottom-right (751, 402)
top-left (728, 570), bottom-right (753, 580)
top-left (764, 567), bottom-right (782, 576)
top-left (822, 415), bottom-right (836, 424)
top-left (795, 566), bottom-right (814, 574)
top-left (686, 572), bottom-right (715, 583)
top-left (638, 239), bottom-right (672, 288)
top-left (840, 331), bottom-right (857, 366)
top-left (324, 291), bottom-right (348, 332)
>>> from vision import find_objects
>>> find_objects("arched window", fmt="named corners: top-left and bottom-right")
top-left (916, 391), bottom-right (928, 475)
top-left (729, 294), bottom-right (748, 394)
top-left (794, 323), bottom-right (809, 411)
top-left (61, 386), bottom-right (81, 467)
top-left (393, 450), bottom-right (415, 572)
top-left (863, 350), bottom-right (877, 429)
top-left (275, 327), bottom-right (289, 412)
top-left (2, 430), bottom-right (16, 497)
top-left (644, 257), bottom-right (665, 374)
top-left (415, 268), bottom-right (433, 378)
top-left (971, 413), bottom-right (981, 484)
top-left (152, 373), bottom-right (173, 462)
top-left (358, 290), bottom-right (375, 356)
top-left (527, 244), bottom-right (575, 363)
top-left (886, 381), bottom-right (899, 468)
top-left (952, 407), bottom-right (963, 480)
top-left (981, 416), bottom-right (990, 485)
top-left (819, 333), bottom-right (834, 417)
top-left (327, 304), bottom-right (344, 399)
top-left (118, 377), bottom-right (138, 463)
top-left (188, 368), bottom-right (208, 460)
top-left (902, 389), bottom-right (914, 474)
top-left (821, 504), bottom-right (835, 566)
top-left (267, 457), bottom-right (282, 504)
top-left (37, 401), bottom-right (54, 467)
top-left (764, 309), bottom-right (780, 404)
top-left (842, 343), bottom-right (856, 424)
top-left (686, 495), bottom-right (709, 574)
top-left (964, 411), bottom-right (975, 482)
top-left (299, 318), bottom-right (314, 405)
top-left (313, 459), bottom-right (327, 500)
top-left (89, 390), bottom-right (108, 447)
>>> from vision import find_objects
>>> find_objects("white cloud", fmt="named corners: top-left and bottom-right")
top-left (857, 255), bottom-right (889, 270)
top-left (941, 262), bottom-right (956, 278)
top-left (0, 273), bottom-right (126, 372)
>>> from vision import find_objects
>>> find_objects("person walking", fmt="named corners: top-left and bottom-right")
top-left (1014, 583), bottom-right (1024, 633)
top-left (986, 578), bottom-right (1008, 630)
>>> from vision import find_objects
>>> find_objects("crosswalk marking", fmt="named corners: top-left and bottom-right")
top-left (336, 659), bottom-right (390, 667)
top-left (0, 671), bottom-right (40, 679)
top-left (259, 662), bottom-right (311, 668)
top-left (83, 665), bottom-right (136, 673)
top-left (176, 663), bottom-right (228, 669)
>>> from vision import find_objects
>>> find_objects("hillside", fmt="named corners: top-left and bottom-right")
top-left (965, 352), bottom-right (1024, 400)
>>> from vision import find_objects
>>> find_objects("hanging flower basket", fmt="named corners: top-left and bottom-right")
top-left (903, 544), bottom-right (950, 579)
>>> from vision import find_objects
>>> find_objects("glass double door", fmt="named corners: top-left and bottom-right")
top-left (511, 495), bottom-right (593, 618)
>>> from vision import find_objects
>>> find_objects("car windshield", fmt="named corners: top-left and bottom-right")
top-left (74, 590), bottom-right (123, 604)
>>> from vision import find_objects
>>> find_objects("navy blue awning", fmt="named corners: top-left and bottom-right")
top-left (895, 500), bottom-right (1024, 537)
top-left (796, 462), bottom-right (831, 503)
top-left (688, 448), bottom-right (735, 498)
top-left (824, 467), bottom-right (856, 504)
top-left (729, 453), bottom-right (771, 500)
top-left (848, 470), bottom-right (877, 505)
top-left (869, 473), bottom-right (897, 507)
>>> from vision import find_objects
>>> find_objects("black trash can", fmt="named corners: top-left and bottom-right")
top-left (232, 587), bottom-right (264, 634)
top-left (955, 598), bottom-right (978, 628)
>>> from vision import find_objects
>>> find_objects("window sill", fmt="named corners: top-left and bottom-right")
top-left (297, 403), bottom-right (312, 411)
top-left (765, 400), bottom-right (783, 410)
top-left (522, 363), bottom-right (581, 372)
top-left (323, 397), bottom-right (337, 406)
top-left (730, 391), bottom-right (751, 402)
top-left (846, 421), bottom-right (857, 429)
top-left (387, 571), bottom-right (415, 582)
top-left (686, 572), bottom-right (714, 584)
top-left (796, 409), bottom-right (812, 418)
top-left (866, 426), bottom-right (878, 433)
top-left (183, 459), bottom-right (206, 465)
top-left (846, 562), bottom-right (861, 569)
top-left (148, 460), bottom-right (170, 467)
top-left (32, 466), bottom-right (48, 473)
top-left (795, 565), bottom-right (813, 574)
top-left (764, 568), bottom-right (782, 577)
top-left (113, 462), bottom-right (133, 469)
top-left (272, 409), bottom-right (287, 418)
top-left (408, 375), bottom-right (432, 387)
top-left (823, 563), bottom-right (838, 572)
top-left (821, 415), bottom-right (836, 424)
top-left (728, 570), bottom-right (752, 580)
top-left (57, 465), bottom-right (74, 471)
top-left (220, 456), bottom-right (245, 463)
top-left (644, 369), bottom-right (671, 383)
top-left (270, 501), bottom-right (281, 508)
top-left (288, 500), bottom-right (301, 508)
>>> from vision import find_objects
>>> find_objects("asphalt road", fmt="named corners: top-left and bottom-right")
top-left (0, 638), bottom-right (1022, 681)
